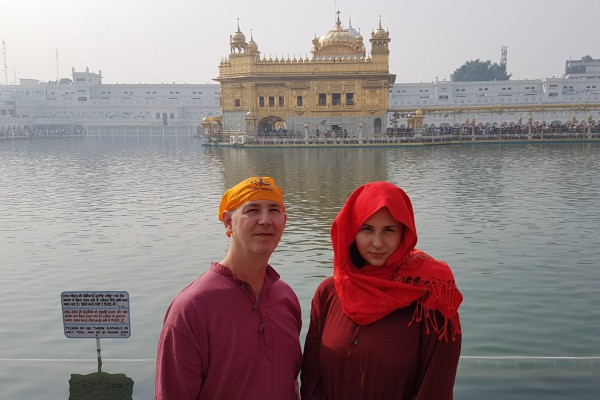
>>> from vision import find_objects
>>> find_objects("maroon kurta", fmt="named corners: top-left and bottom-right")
top-left (155, 263), bottom-right (302, 400)
top-left (301, 277), bottom-right (461, 400)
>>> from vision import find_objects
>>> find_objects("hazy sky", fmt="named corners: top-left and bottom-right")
top-left (1, 0), bottom-right (598, 85)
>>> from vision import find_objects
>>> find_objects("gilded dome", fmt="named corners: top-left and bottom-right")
top-left (231, 29), bottom-right (246, 45)
top-left (230, 19), bottom-right (247, 45)
top-left (372, 18), bottom-right (388, 39)
top-left (319, 18), bottom-right (355, 47)
top-left (356, 31), bottom-right (363, 43)
top-left (248, 30), bottom-right (259, 53)
top-left (229, 19), bottom-right (249, 54)
top-left (248, 38), bottom-right (258, 52)
top-left (312, 11), bottom-right (365, 57)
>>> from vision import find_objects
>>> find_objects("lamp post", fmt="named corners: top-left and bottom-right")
top-left (499, 111), bottom-right (503, 141)
top-left (358, 122), bottom-right (364, 144)
top-left (304, 123), bottom-right (309, 143)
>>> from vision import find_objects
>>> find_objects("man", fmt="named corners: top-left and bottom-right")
top-left (155, 177), bottom-right (302, 399)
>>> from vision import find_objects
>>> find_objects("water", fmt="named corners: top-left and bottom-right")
top-left (1, 138), bottom-right (599, 399)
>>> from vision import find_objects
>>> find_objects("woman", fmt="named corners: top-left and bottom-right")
top-left (301, 181), bottom-right (462, 400)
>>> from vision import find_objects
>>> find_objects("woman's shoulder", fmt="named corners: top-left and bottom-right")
top-left (312, 276), bottom-right (337, 303)
top-left (315, 276), bottom-right (337, 296)
top-left (405, 249), bottom-right (457, 280)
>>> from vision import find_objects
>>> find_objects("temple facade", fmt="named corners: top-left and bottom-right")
top-left (214, 12), bottom-right (395, 137)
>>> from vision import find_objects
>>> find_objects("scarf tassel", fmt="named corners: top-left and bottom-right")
top-left (402, 275), bottom-right (462, 343)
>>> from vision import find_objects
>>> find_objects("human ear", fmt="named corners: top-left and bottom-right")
top-left (222, 210), bottom-right (233, 233)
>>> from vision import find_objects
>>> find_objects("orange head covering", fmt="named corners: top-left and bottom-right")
top-left (218, 177), bottom-right (285, 235)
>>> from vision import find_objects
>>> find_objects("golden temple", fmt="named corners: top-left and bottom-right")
top-left (205, 12), bottom-right (394, 137)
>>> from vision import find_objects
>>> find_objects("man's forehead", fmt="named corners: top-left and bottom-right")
top-left (241, 200), bottom-right (282, 209)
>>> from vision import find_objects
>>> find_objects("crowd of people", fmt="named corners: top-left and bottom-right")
top-left (388, 120), bottom-right (600, 136)
top-left (155, 177), bottom-right (462, 400)
top-left (0, 124), bottom-right (86, 137)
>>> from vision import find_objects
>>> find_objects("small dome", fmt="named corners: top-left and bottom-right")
top-left (372, 18), bottom-right (387, 39)
top-left (248, 29), bottom-right (259, 52)
top-left (248, 38), bottom-right (258, 51)
top-left (231, 29), bottom-right (246, 44)
top-left (347, 18), bottom-right (359, 37)
top-left (231, 19), bottom-right (247, 45)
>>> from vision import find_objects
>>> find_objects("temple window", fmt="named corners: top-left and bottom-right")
top-left (278, 96), bottom-right (284, 107)
top-left (318, 93), bottom-right (326, 106)
top-left (259, 96), bottom-right (265, 107)
top-left (332, 93), bottom-right (341, 106)
top-left (346, 93), bottom-right (354, 106)
top-left (234, 99), bottom-right (241, 107)
top-left (297, 96), bottom-right (303, 106)
top-left (269, 96), bottom-right (275, 107)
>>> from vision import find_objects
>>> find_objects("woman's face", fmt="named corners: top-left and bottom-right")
top-left (355, 207), bottom-right (404, 267)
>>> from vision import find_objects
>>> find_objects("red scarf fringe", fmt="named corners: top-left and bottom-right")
top-left (397, 274), bottom-right (462, 342)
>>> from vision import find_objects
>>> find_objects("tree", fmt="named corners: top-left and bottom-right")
top-left (451, 59), bottom-right (511, 82)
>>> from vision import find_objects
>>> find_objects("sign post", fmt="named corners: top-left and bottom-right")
top-left (62, 291), bottom-right (134, 399)
top-left (61, 291), bottom-right (131, 373)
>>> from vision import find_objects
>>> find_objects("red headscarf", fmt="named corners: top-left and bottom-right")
top-left (332, 181), bottom-right (462, 341)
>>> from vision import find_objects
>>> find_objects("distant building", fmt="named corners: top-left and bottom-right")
top-left (565, 56), bottom-right (600, 79)
top-left (1, 21), bottom-right (599, 137)
top-left (212, 12), bottom-right (395, 137)
top-left (0, 67), bottom-right (220, 137)
top-left (388, 76), bottom-right (600, 127)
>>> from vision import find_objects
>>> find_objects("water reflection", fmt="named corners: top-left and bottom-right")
top-left (1, 139), bottom-right (599, 399)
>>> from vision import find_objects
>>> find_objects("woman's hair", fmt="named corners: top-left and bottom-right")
top-left (349, 241), bottom-right (366, 268)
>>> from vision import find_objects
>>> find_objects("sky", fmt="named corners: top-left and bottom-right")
top-left (1, 0), bottom-right (598, 85)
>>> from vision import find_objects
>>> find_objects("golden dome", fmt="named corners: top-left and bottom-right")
top-left (313, 11), bottom-right (365, 57)
top-left (248, 38), bottom-right (258, 51)
top-left (372, 17), bottom-right (388, 39)
top-left (248, 30), bottom-right (259, 53)
top-left (231, 19), bottom-right (246, 45)
top-left (231, 30), bottom-right (246, 45)
top-left (319, 16), bottom-right (355, 47)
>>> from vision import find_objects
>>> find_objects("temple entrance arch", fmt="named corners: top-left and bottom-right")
top-left (258, 116), bottom-right (287, 134)
top-left (374, 118), bottom-right (382, 133)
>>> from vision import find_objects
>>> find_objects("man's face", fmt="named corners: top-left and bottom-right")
top-left (225, 200), bottom-right (286, 256)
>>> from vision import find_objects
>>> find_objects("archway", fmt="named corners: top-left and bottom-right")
top-left (374, 118), bottom-right (382, 133)
top-left (258, 116), bottom-right (286, 134)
